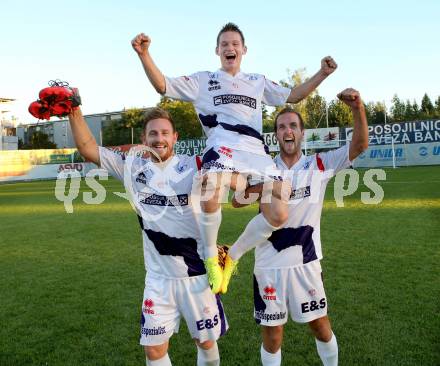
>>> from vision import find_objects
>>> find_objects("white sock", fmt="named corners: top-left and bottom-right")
top-left (197, 342), bottom-right (220, 366)
top-left (199, 209), bottom-right (222, 259)
top-left (260, 344), bottom-right (281, 366)
top-left (146, 353), bottom-right (172, 366)
top-left (316, 332), bottom-right (338, 366)
top-left (228, 214), bottom-right (278, 260)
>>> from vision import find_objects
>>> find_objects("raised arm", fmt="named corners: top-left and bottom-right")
top-left (286, 56), bottom-right (337, 104)
top-left (132, 33), bottom-right (166, 95)
top-left (337, 88), bottom-right (369, 161)
top-left (68, 107), bottom-right (100, 166)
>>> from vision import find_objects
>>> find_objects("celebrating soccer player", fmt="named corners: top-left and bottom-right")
top-left (68, 106), bottom-right (227, 366)
top-left (132, 23), bottom-right (337, 294)
top-left (233, 88), bottom-right (368, 366)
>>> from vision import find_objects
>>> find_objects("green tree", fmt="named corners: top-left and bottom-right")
top-left (157, 97), bottom-right (202, 139)
top-left (420, 93), bottom-right (434, 118)
top-left (327, 99), bottom-right (353, 127)
top-left (22, 131), bottom-right (57, 149)
top-left (304, 93), bottom-right (327, 128)
top-left (434, 96), bottom-right (440, 118)
top-left (365, 101), bottom-right (387, 124)
top-left (391, 94), bottom-right (405, 122)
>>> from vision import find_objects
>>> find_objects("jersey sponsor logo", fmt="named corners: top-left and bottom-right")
top-left (263, 285), bottom-right (276, 300)
top-left (254, 310), bottom-right (286, 322)
top-left (303, 161), bottom-right (311, 169)
top-left (213, 94), bottom-right (257, 109)
top-left (290, 186), bottom-right (311, 200)
top-left (196, 314), bottom-right (219, 330)
top-left (208, 79), bottom-right (221, 91)
top-left (248, 74), bottom-right (258, 81)
top-left (301, 298), bottom-right (326, 313)
top-left (136, 172), bottom-right (147, 184)
top-left (139, 193), bottom-right (188, 207)
top-left (143, 299), bottom-right (155, 314)
top-left (141, 326), bottom-right (166, 336)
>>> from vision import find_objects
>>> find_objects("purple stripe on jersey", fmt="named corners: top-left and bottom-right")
top-left (268, 226), bottom-right (318, 264)
top-left (215, 294), bottom-right (227, 337)
top-left (144, 228), bottom-right (206, 277)
top-left (253, 274), bottom-right (266, 325)
top-left (198, 114), bottom-right (270, 154)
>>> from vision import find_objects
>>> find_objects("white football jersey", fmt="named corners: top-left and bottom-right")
top-left (165, 70), bottom-right (290, 155)
top-left (254, 145), bottom-right (352, 269)
top-left (99, 147), bottom-right (205, 278)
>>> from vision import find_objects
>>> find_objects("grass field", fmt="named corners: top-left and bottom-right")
top-left (1, 166), bottom-right (439, 365)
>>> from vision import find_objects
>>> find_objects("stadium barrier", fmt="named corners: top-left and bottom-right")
top-left (1, 120), bottom-right (439, 182)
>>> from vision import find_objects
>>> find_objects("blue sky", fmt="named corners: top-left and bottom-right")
top-left (1, 0), bottom-right (439, 124)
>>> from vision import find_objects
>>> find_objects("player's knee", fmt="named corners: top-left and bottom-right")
top-left (144, 344), bottom-right (168, 361)
top-left (262, 326), bottom-right (283, 352)
top-left (196, 339), bottom-right (215, 350)
top-left (309, 317), bottom-right (333, 342)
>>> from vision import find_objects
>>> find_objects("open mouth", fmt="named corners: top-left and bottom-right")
top-left (283, 137), bottom-right (295, 146)
top-left (225, 54), bottom-right (236, 61)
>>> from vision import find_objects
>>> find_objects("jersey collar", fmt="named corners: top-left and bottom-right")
top-left (217, 68), bottom-right (243, 79)
top-left (275, 153), bottom-right (306, 171)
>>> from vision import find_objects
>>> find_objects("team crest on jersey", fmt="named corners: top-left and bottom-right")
top-left (263, 285), bottom-right (277, 300)
top-left (213, 94), bottom-right (257, 109)
top-left (290, 186), bottom-right (311, 200)
top-left (208, 79), bottom-right (221, 91)
top-left (175, 161), bottom-right (189, 174)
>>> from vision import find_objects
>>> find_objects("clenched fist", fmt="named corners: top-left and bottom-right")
top-left (321, 56), bottom-right (337, 76)
top-left (337, 88), bottom-right (363, 109)
top-left (131, 33), bottom-right (151, 56)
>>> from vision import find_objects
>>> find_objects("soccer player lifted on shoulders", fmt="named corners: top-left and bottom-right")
top-left (132, 23), bottom-right (337, 294)
top-left (68, 106), bottom-right (227, 366)
top-left (233, 88), bottom-right (368, 366)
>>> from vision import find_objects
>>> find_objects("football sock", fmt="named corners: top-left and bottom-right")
top-left (260, 344), bottom-right (281, 366)
top-left (197, 342), bottom-right (220, 366)
top-left (228, 213), bottom-right (278, 260)
top-left (199, 209), bottom-right (222, 258)
top-left (146, 353), bottom-right (172, 366)
top-left (315, 332), bottom-right (338, 366)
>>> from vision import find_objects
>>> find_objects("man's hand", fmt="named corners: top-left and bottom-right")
top-left (320, 56), bottom-right (337, 76)
top-left (337, 88), bottom-right (363, 110)
top-left (131, 33), bottom-right (151, 56)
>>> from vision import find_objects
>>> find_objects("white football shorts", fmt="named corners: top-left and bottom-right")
top-left (201, 144), bottom-right (282, 185)
top-left (253, 260), bottom-right (328, 325)
top-left (139, 273), bottom-right (228, 346)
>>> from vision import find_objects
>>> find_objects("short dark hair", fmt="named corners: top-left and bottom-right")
top-left (216, 22), bottom-right (245, 46)
top-left (274, 107), bottom-right (305, 132)
top-left (142, 107), bottom-right (176, 133)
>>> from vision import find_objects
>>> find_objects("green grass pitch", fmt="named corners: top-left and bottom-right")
top-left (1, 166), bottom-right (439, 365)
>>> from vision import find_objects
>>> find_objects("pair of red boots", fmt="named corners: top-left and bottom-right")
top-left (28, 80), bottom-right (81, 120)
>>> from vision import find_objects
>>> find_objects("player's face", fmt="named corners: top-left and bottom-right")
top-left (216, 31), bottom-right (247, 75)
top-left (276, 113), bottom-right (304, 156)
top-left (142, 118), bottom-right (178, 162)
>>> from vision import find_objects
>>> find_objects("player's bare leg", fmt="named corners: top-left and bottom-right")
top-left (144, 342), bottom-right (171, 365)
top-left (194, 339), bottom-right (220, 366)
top-left (222, 179), bottom-right (291, 293)
top-left (261, 325), bottom-right (283, 366)
top-left (309, 316), bottom-right (338, 366)
top-left (199, 172), bottom-right (234, 293)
